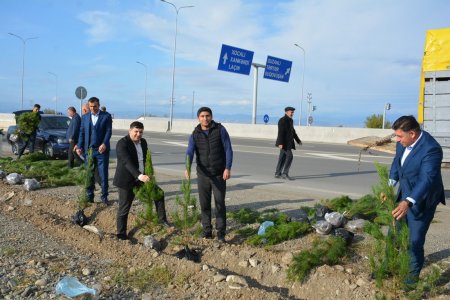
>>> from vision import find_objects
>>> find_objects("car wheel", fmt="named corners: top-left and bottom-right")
top-left (11, 143), bottom-right (19, 155)
top-left (44, 143), bottom-right (54, 158)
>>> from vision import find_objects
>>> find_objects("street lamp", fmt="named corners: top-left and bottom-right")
top-left (294, 43), bottom-right (305, 127)
top-left (9, 33), bottom-right (38, 109)
top-left (136, 61), bottom-right (148, 119)
top-left (161, 0), bottom-right (194, 131)
top-left (48, 72), bottom-right (58, 114)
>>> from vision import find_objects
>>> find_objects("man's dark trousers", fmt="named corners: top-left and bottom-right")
top-left (117, 187), bottom-right (167, 236)
top-left (68, 141), bottom-right (82, 168)
top-left (197, 173), bottom-right (226, 235)
top-left (86, 148), bottom-right (109, 201)
top-left (275, 149), bottom-right (293, 176)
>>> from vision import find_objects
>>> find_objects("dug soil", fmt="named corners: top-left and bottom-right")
top-left (1, 164), bottom-right (450, 299)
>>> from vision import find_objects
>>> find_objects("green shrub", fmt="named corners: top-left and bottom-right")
top-left (247, 221), bottom-right (311, 246)
top-left (287, 236), bottom-right (347, 282)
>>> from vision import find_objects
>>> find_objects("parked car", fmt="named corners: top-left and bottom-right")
top-left (7, 112), bottom-right (71, 159)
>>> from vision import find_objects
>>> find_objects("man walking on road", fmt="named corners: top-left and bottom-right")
top-left (76, 97), bottom-right (112, 205)
top-left (274, 106), bottom-right (302, 180)
top-left (185, 107), bottom-right (233, 242)
top-left (389, 115), bottom-right (445, 284)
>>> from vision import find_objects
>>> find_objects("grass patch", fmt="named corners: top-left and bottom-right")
top-left (0, 153), bottom-right (84, 187)
top-left (111, 265), bottom-right (173, 292)
top-left (247, 221), bottom-right (311, 246)
top-left (1, 246), bottom-right (16, 257)
top-left (287, 236), bottom-right (347, 282)
top-left (228, 207), bottom-right (291, 225)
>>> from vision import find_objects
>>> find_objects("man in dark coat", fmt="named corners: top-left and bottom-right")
top-left (274, 106), bottom-right (302, 180)
top-left (389, 115), bottom-right (445, 283)
top-left (66, 106), bottom-right (81, 168)
top-left (113, 121), bottom-right (168, 240)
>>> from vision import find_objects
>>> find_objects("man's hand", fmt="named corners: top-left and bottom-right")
top-left (298, 140), bottom-right (302, 146)
top-left (99, 143), bottom-right (107, 154)
top-left (223, 169), bottom-right (231, 180)
top-left (184, 170), bottom-right (190, 180)
top-left (138, 174), bottom-right (150, 183)
top-left (76, 148), bottom-right (83, 156)
top-left (392, 200), bottom-right (409, 220)
top-left (278, 145), bottom-right (283, 149)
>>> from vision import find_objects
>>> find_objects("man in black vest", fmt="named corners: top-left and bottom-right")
top-left (274, 106), bottom-right (302, 180)
top-left (113, 121), bottom-right (168, 240)
top-left (186, 107), bottom-right (233, 242)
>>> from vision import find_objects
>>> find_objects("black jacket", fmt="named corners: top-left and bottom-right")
top-left (193, 121), bottom-right (226, 176)
top-left (113, 135), bottom-right (148, 189)
top-left (275, 115), bottom-right (301, 150)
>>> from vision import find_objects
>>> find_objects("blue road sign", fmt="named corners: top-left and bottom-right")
top-left (217, 44), bottom-right (254, 75)
top-left (263, 56), bottom-right (292, 83)
top-left (263, 114), bottom-right (269, 124)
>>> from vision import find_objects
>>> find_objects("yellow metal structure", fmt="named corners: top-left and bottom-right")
top-left (419, 28), bottom-right (450, 123)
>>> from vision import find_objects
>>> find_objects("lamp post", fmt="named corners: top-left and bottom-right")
top-left (294, 43), bottom-right (305, 127)
top-left (8, 32), bottom-right (38, 110)
top-left (161, 0), bottom-right (194, 131)
top-left (136, 61), bottom-right (148, 119)
top-left (48, 72), bottom-right (58, 114)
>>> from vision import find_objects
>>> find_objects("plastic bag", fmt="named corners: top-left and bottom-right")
top-left (55, 276), bottom-right (96, 298)
top-left (291, 209), bottom-right (310, 224)
top-left (72, 210), bottom-right (88, 227)
top-left (312, 220), bottom-right (332, 235)
top-left (333, 228), bottom-right (355, 245)
top-left (0, 170), bottom-right (6, 179)
top-left (257, 221), bottom-right (275, 236)
top-left (23, 178), bottom-right (40, 191)
top-left (175, 245), bottom-right (200, 262)
top-left (143, 235), bottom-right (161, 250)
top-left (315, 205), bottom-right (330, 218)
top-left (345, 219), bottom-right (366, 232)
top-left (324, 212), bottom-right (345, 227)
top-left (6, 173), bottom-right (22, 185)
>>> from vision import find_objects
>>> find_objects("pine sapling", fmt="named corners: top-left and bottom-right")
top-left (172, 156), bottom-right (199, 237)
top-left (364, 162), bottom-right (410, 291)
top-left (78, 148), bottom-right (94, 209)
top-left (134, 151), bottom-right (163, 231)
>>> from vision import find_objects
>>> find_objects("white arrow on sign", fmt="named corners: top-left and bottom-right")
top-left (222, 52), bottom-right (228, 64)
top-left (285, 68), bottom-right (291, 76)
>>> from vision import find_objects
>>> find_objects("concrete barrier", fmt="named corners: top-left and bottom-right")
top-left (113, 117), bottom-right (393, 144)
top-left (0, 113), bottom-right (392, 144)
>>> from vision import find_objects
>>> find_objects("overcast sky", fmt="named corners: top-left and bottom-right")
top-left (1, 0), bottom-right (449, 127)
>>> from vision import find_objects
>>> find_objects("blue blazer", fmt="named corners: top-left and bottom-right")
top-left (77, 111), bottom-right (112, 152)
top-left (389, 131), bottom-right (445, 218)
top-left (66, 113), bottom-right (81, 142)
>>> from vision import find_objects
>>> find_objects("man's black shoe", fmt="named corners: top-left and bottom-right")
top-left (101, 199), bottom-right (111, 206)
top-left (281, 174), bottom-right (294, 181)
top-left (161, 221), bottom-right (172, 228)
top-left (117, 234), bottom-right (127, 240)
top-left (202, 232), bottom-right (213, 239)
top-left (217, 232), bottom-right (226, 243)
top-left (274, 174), bottom-right (281, 178)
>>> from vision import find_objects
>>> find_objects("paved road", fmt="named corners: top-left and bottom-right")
top-left (2, 130), bottom-right (448, 201)
top-left (110, 130), bottom-right (395, 200)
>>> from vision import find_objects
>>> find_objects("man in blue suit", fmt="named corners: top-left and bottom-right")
top-left (66, 106), bottom-right (81, 168)
top-left (390, 115), bottom-right (445, 282)
top-left (76, 97), bottom-right (113, 205)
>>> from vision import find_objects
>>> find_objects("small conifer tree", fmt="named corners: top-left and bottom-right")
top-left (364, 163), bottom-right (410, 291)
top-left (78, 148), bottom-right (95, 209)
top-left (134, 151), bottom-right (163, 231)
top-left (172, 156), bottom-right (199, 236)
